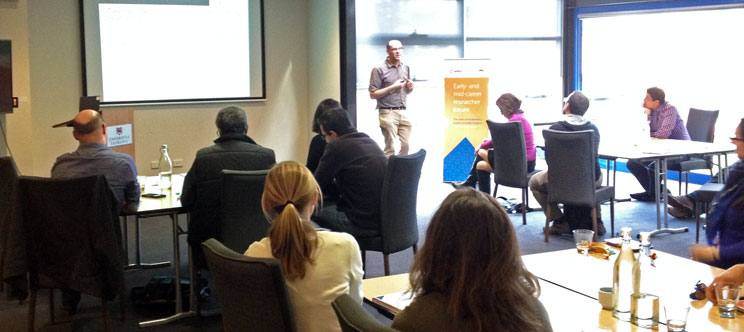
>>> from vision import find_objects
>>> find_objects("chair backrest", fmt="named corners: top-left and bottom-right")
top-left (487, 120), bottom-right (528, 188)
top-left (219, 169), bottom-right (270, 253)
top-left (686, 108), bottom-right (719, 143)
top-left (332, 293), bottom-right (400, 332)
top-left (379, 149), bottom-right (426, 254)
top-left (0, 156), bottom-right (19, 230)
top-left (544, 129), bottom-right (596, 207)
top-left (10, 175), bottom-right (123, 299)
top-left (201, 238), bottom-right (296, 332)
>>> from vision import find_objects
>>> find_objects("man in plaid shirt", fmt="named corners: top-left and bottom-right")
top-left (628, 87), bottom-right (691, 201)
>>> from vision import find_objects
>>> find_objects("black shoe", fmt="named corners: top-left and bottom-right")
top-left (668, 195), bottom-right (695, 211)
top-left (630, 191), bottom-right (655, 202)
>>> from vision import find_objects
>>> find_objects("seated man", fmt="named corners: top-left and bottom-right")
top-left (51, 109), bottom-right (140, 313)
top-left (628, 87), bottom-right (691, 201)
top-left (529, 90), bottom-right (605, 235)
top-left (313, 106), bottom-right (388, 238)
top-left (182, 105), bottom-right (276, 268)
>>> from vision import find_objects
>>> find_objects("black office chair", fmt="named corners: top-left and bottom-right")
top-left (219, 169), bottom-right (270, 253)
top-left (487, 120), bottom-right (540, 225)
top-left (4, 175), bottom-right (125, 332)
top-left (356, 149), bottom-right (426, 276)
top-left (332, 294), bottom-right (400, 332)
top-left (201, 238), bottom-right (297, 332)
top-left (0, 156), bottom-right (19, 292)
top-left (693, 182), bottom-right (724, 243)
top-left (543, 129), bottom-right (615, 242)
top-left (668, 108), bottom-right (719, 194)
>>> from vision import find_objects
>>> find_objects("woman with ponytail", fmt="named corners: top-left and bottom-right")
top-left (244, 161), bottom-right (364, 332)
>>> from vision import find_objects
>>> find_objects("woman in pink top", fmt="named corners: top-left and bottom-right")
top-left (452, 93), bottom-right (536, 194)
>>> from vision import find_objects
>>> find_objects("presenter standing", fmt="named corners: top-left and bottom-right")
top-left (369, 40), bottom-right (414, 156)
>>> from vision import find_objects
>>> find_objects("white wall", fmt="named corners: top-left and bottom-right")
top-left (0, 0), bottom-right (340, 176)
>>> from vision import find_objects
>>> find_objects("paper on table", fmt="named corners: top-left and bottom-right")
top-left (372, 291), bottom-right (414, 315)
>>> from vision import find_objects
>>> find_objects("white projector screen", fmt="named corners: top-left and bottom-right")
top-left (81, 0), bottom-right (265, 105)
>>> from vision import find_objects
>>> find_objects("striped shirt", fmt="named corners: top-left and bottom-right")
top-left (648, 102), bottom-right (690, 140)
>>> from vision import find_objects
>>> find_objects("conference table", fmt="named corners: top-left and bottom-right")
top-left (596, 138), bottom-right (733, 236)
top-left (364, 249), bottom-right (744, 331)
top-left (122, 174), bottom-right (201, 328)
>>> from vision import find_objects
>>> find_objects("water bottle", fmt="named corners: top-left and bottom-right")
top-left (158, 144), bottom-right (173, 189)
top-left (631, 232), bottom-right (659, 327)
top-left (613, 227), bottom-right (636, 321)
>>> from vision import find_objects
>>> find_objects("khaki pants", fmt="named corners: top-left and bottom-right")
top-left (529, 170), bottom-right (603, 222)
top-left (379, 108), bottom-right (411, 156)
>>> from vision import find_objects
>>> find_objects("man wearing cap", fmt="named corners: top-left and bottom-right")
top-left (369, 39), bottom-right (414, 156)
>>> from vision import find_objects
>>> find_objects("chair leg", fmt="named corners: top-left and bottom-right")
top-left (544, 206), bottom-right (550, 243)
top-left (695, 202), bottom-right (701, 243)
top-left (591, 208), bottom-right (598, 242)
top-left (28, 288), bottom-right (37, 332)
top-left (383, 255), bottom-right (390, 276)
top-left (610, 199), bottom-right (615, 238)
top-left (684, 172), bottom-right (690, 195)
top-left (678, 171), bottom-right (683, 195)
top-left (522, 188), bottom-right (527, 225)
top-left (48, 288), bottom-right (55, 324)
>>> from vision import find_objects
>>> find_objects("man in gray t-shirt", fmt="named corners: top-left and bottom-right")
top-left (369, 39), bottom-right (414, 156)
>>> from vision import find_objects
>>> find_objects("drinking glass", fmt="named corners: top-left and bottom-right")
top-left (573, 229), bottom-right (594, 255)
top-left (663, 304), bottom-right (689, 332)
top-left (715, 282), bottom-right (742, 318)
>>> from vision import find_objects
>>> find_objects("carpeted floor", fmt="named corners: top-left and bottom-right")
top-left (0, 169), bottom-right (709, 331)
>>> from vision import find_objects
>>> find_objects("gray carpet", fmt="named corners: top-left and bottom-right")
top-left (0, 171), bottom-right (708, 331)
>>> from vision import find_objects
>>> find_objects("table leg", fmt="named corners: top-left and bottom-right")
top-left (649, 157), bottom-right (688, 237)
top-left (138, 211), bottom-right (196, 328)
top-left (124, 214), bottom-right (171, 271)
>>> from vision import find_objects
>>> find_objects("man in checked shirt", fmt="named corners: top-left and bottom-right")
top-left (628, 87), bottom-right (691, 202)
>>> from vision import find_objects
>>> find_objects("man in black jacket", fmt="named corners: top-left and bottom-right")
top-left (314, 107), bottom-right (388, 238)
top-left (182, 105), bottom-right (275, 268)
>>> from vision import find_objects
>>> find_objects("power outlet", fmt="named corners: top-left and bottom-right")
top-left (150, 161), bottom-right (159, 169)
top-left (173, 159), bottom-right (183, 167)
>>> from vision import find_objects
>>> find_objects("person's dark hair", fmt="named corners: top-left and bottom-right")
top-left (72, 110), bottom-right (104, 135)
top-left (496, 93), bottom-right (522, 117)
top-left (566, 90), bottom-right (590, 116)
top-left (312, 99), bottom-right (342, 134)
top-left (409, 189), bottom-right (544, 332)
top-left (215, 105), bottom-right (248, 135)
top-left (316, 107), bottom-right (355, 136)
top-left (647, 87), bottom-right (666, 104)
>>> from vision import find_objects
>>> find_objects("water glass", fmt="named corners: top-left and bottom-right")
top-left (573, 229), bottom-right (594, 255)
top-left (663, 304), bottom-right (689, 332)
top-left (715, 282), bottom-right (742, 318)
top-left (630, 293), bottom-right (659, 327)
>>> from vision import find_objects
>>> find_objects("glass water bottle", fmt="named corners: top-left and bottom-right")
top-left (158, 144), bottom-right (173, 189)
top-left (631, 232), bottom-right (659, 327)
top-left (613, 227), bottom-right (636, 321)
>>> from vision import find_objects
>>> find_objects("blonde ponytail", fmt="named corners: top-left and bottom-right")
top-left (262, 161), bottom-right (320, 280)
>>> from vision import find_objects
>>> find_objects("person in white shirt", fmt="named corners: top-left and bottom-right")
top-left (244, 161), bottom-right (364, 332)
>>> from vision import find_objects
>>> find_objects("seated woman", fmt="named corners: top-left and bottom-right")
top-left (452, 93), bottom-right (536, 194)
top-left (244, 161), bottom-right (364, 332)
top-left (392, 188), bottom-right (552, 332)
top-left (306, 98), bottom-right (342, 173)
top-left (690, 118), bottom-right (744, 269)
